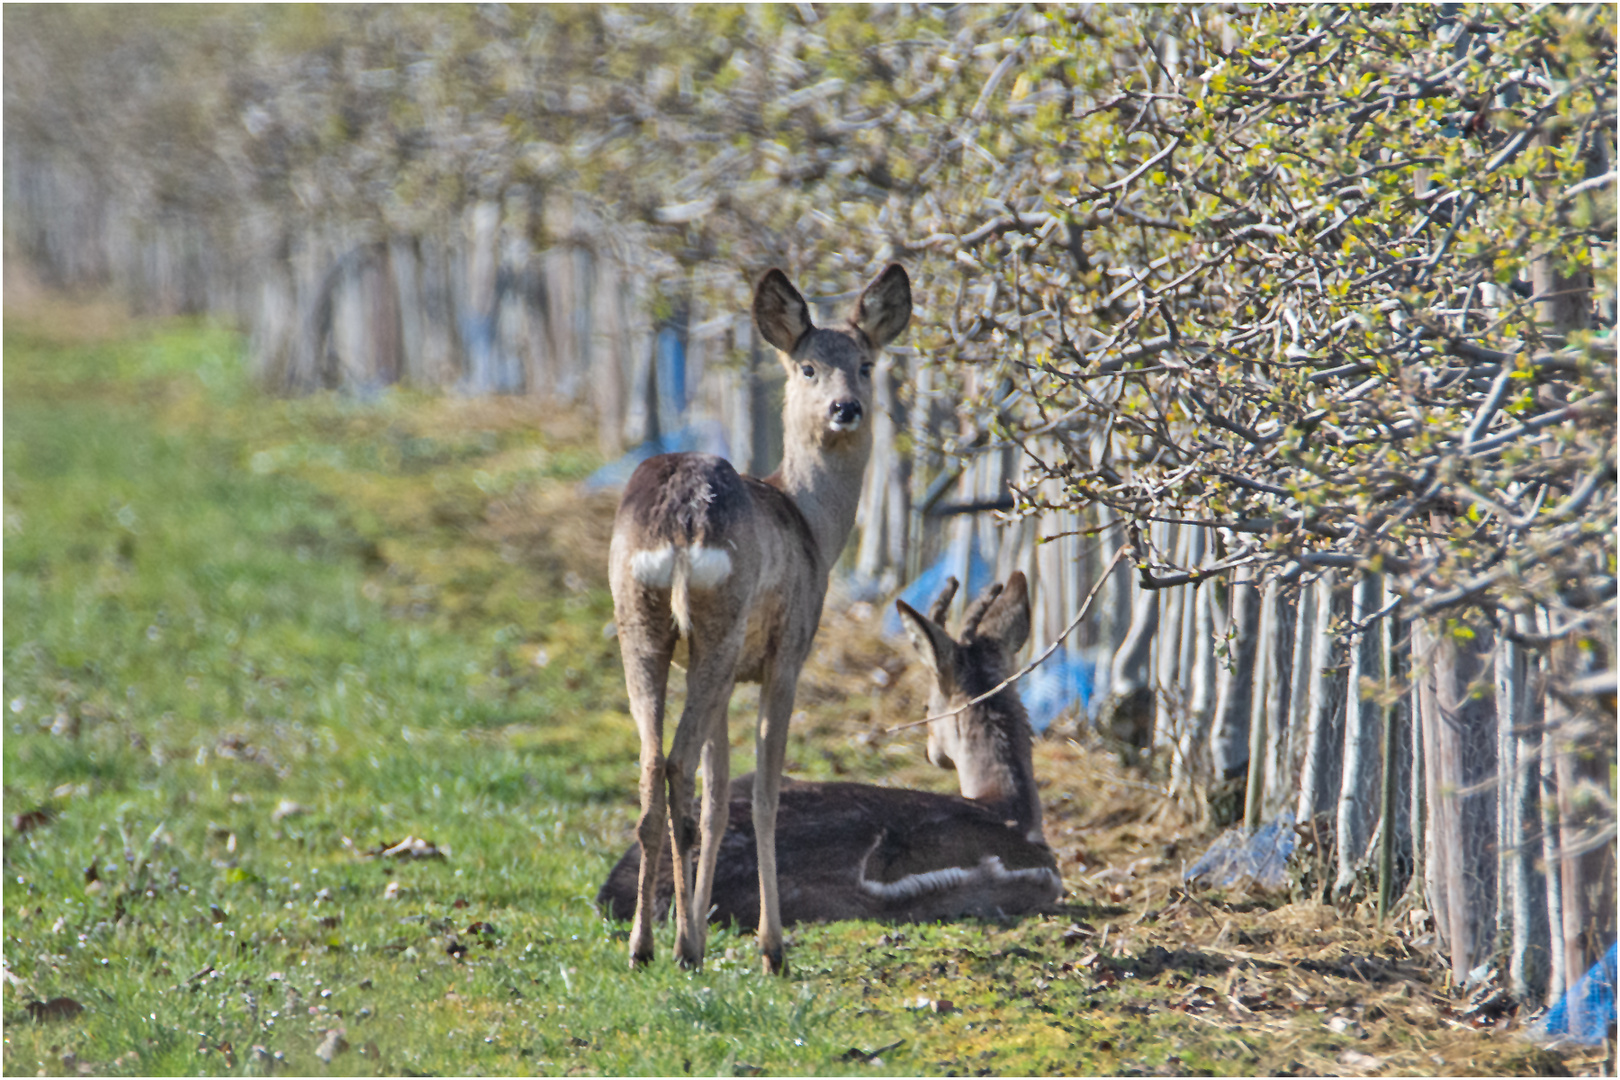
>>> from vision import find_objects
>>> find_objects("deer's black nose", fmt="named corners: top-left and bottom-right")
top-left (829, 400), bottom-right (863, 427)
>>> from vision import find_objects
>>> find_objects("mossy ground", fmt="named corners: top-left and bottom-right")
top-left (3, 287), bottom-right (1603, 1076)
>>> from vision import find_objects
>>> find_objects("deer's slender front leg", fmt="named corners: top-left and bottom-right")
top-left (618, 626), bottom-right (673, 970)
top-left (666, 637), bottom-right (740, 970)
top-left (692, 699), bottom-right (732, 931)
top-left (753, 659), bottom-right (802, 976)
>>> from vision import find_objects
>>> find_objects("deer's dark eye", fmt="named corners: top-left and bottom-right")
top-left (800, 364), bottom-right (815, 379)
top-left (860, 362), bottom-right (873, 378)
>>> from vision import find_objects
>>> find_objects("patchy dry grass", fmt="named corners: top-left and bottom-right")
top-left (3, 292), bottom-right (1601, 1076)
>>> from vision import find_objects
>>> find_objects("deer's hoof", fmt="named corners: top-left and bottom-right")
top-left (761, 945), bottom-right (788, 977)
top-left (629, 945), bottom-right (654, 970)
top-left (676, 950), bottom-right (704, 972)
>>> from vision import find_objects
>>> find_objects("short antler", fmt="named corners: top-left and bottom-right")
top-left (927, 577), bottom-right (960, 626)
top-left (960, 583), bottom-right (1006, 639)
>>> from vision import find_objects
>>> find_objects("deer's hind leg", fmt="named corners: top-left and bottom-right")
top-left (753, 654), bottom-right (805, 976)
top-left (692, 690), bottom-right (732, 932)
top-left (615, 591), bottom-right (676, 970)
top-left (665, 628), bottom-right (742, 970)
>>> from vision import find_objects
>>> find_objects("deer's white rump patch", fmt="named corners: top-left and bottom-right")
top-left (629, 546), bottom-right (676, 587)
top-left (686, 546), bottom-right (734, 587)
top-left (629, 545), bottom-right (733, 589)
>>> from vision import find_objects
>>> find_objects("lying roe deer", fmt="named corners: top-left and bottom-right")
top-left (597, 573), bottom-right (1063, 929)
top-left (609, 264), bottom-right (912, 974)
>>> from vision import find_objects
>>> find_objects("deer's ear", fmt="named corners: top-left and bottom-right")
top-left (976, 572), bottom-right (1031, 655)
top-left (851, 264), bottom-right (912, 349)
top-left (897, 598), bottom-right (956, 689)
top-left (754, 269), bottom-right (813, 355)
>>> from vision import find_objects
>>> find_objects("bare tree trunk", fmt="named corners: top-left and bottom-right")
top-left (1175, 527), bottom-right (1205, 767)
top-left (883, 354), bottom-right (912, 584)
top-left (1409, 633), bottom-right (1426, 906)
top-left (1262, 586), bottom-right (1297, 820)
top-left (615, 272), bottom-right (651, 450)
top-left (462, 200), bottom-right (502, 395)
top-left (1101, 554), bottom-right (1159, 764)
top-left (1296, 573), bottom-right (1345, 822)
top-left (905, 362), bottom-right (939, 585)
top-left (1540, 720), bottom-right (1569, 1007)
top-left (366, 244), bottom-right (402, 386)
top-left (854, 360), bottom-right (895, 581)
top-left (1062, 505), bottom-right (1087, 649)
top-left (251, 245), bottom-right (298, 388)
top-left (418, 231), bottom-right (461, 386)
top-left (564, 246), bottom-right (595, 402)
top-left (1391, 615), bottom-right (1415, 892)
top-left (1096, 502), bottom-right (1132, 664)
top-left (588, 253), bottom-right (626, 456)
top-left (1500, 613), bottom-right (1551, 1004)
top-left (1416, 618), bottom-right (1500, 984)
top-left (1030, 482), bottom-right (1067, 655)
top-left (1154, 524), bottom-right (1189, 764)
top-left (1336, 574), bottom-right (1382, 896)
top-left (1244, 578), bottom-right (1280, 829)
top-left (1209, 565), bottom-right (1261, 823)
top-left (389, 237), bottom-right (426, 386)
top-left (1281, 579), bottom-right (1315, 817)
top-left (1174, 541), bottom-right (1216, 800)
top-left (1377, 609), bottom-right (1399, 920)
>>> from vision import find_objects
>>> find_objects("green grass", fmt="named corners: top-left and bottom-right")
top-left (3, 304), bottom-right (1585, 1078)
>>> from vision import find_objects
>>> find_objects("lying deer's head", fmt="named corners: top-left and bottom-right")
top-left (753, 264), bottom-right (911, 451)
top-left (895, 573), bottom-right (1033, 795)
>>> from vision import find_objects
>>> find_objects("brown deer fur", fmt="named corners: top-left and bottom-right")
top-left (598, 574), bottom-right (1062, 928)
top-left (608, 265), bottom-right (912, 974)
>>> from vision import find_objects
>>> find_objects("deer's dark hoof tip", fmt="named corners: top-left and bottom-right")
top-left (761, 947), bottom-right (788, 977)
top-left (629, 949), bottom-right (654, 971)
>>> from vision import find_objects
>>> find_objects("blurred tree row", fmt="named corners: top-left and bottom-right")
top-left (5, 3), bottom-right (1613, 1019)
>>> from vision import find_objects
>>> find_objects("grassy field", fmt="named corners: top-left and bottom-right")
top-left (3, 291), bottom-right (1599, 1077)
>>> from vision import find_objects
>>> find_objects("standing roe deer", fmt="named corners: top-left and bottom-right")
top-left (609, 264), bottom-right (912, 974)
top-left (597, 573), bottom-right (1063, 928)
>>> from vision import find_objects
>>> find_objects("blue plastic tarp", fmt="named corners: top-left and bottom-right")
top-left (881, 545), bottom-right (993, 639)
top-left (1542, 940), bottom-right (1618, 1045)
top-left (583, 321), bottom-right (714, 492)
top-left (581, 421), bottom-right (732, 493)
top-left (1019, 646), bottom-right (1094, 733)
top-left (1183, 812), bottom-right (1297, 891)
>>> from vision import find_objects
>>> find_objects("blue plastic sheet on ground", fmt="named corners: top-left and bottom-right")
top-left (580, 421), bottom-right (732, 493)
top-left (880, 545), bottom-right (993, 641)
top-left (881, 545), bottom-right (1093, 733)
top-left (1183, 811), bottom-right (1297, 891)
top-left (1541, 940), bottom-right (1617, 1045)
top-left (1018, 645), bottom-right (1094, 733)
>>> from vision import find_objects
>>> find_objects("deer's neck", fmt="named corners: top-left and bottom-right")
top-left (774, 430), bottom-right (870, 572)
top-left (957, 698), bottom-right (1045, 844)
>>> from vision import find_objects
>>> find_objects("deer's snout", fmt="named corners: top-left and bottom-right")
top-left (828, 399), bottom-right (863, 430)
